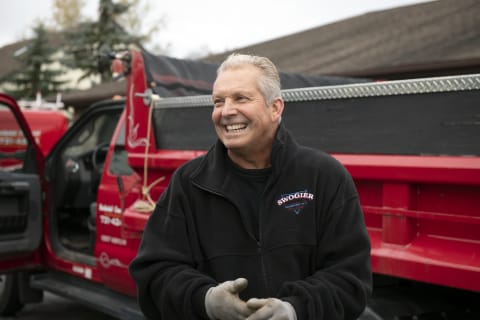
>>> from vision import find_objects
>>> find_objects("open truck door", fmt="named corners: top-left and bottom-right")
top-left (0, 93), bottom-right (44, 268)
top-left (0, 93), bottom-right (44, 315)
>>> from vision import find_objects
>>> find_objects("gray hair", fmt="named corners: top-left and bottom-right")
top-left (216, 53), bottom-right (281, 105)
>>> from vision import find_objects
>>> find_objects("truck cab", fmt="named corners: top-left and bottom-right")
top-left (0, 93), bottom-right (145, 318)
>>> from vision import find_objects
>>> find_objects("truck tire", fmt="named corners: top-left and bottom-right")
top-left (0, 273), bottom-right (24, 316)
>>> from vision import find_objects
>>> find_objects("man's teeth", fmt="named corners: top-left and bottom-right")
top-left (226, 124), bottom-right (247, 131)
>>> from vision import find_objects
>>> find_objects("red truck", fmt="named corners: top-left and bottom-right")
top-left (0, 105), bottom-right (68, 170)
top-left (0, 49), bottom-right (479, 319)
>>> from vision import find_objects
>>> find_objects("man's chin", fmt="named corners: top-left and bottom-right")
top-left (223, 142), bottom-right (244, 151)
top-left (220, 135), bottom-right (247, 148)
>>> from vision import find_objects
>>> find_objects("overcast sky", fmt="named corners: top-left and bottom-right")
top-left (0, 0), bottom-right (433, 58)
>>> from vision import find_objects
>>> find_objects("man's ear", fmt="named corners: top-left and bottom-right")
top-left (270, 97), bottom-right (284, 122)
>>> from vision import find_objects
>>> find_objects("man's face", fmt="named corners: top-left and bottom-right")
top-left (212, 65), bottom-right (282, 161)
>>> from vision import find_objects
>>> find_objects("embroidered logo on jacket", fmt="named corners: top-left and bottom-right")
top-left (276, 190), bottom-right (314, 214)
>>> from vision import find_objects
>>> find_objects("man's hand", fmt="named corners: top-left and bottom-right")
top-left (246, 298), bottom-right (297, 320)
top-left (205, 278), bottom-right (253, 320)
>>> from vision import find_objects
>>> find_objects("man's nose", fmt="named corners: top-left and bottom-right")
top-left (222, 99), bottom-right (237, 116)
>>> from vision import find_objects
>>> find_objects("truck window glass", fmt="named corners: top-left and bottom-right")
top-left (64, 113), bottom-right (118, 159)
top-left (54, 110), bottom-right (120, 254)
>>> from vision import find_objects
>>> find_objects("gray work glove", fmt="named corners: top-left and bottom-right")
top-left (205, 278), bottom-right (253, 320)
top-left (246, 298), bottom-right (297, 320)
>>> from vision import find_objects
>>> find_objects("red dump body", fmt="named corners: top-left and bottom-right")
top-left (122, 154), bottom-right (480, 292)
top-left (341, 154), bottom-right (480, 292)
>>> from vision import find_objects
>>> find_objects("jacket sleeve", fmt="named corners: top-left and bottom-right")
top-left (128, 171), bottom-right (216, 320)
top-left (279, 164), bottom-right (372, 320)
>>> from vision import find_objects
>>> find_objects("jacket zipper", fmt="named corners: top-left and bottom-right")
top-left (257, 180), bottom-right (273, 295)
top-left (257, 221), bottom-right (270, 295)
top-left (193, 180), bottom-right (271, 294)
top-left (192, 181), bottom-right (258, 242)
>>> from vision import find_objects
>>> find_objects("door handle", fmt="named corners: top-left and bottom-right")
top-left (0, 181), bottom-right (29, 195)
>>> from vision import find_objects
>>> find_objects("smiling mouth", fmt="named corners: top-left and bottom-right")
top-left (225, 123), bottom-right (247, 132)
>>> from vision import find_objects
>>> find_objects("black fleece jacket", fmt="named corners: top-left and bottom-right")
top-left (129, 125), bottom-right (372, 319)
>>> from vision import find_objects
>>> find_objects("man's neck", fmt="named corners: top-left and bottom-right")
top-left (227, 149), bottom-right (272, 169)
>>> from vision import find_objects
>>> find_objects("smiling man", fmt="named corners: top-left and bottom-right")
top-left (129, 53), bottom-right (372, 320)
top-left (212, 58), bottom-right (283, 169)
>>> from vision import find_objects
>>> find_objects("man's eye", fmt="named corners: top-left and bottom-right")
top-left (236, 96), bottom-right (248, 102)
top-left (213, 99), bottom-right (224, 107)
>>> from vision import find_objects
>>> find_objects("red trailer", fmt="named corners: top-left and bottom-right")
top-left (0, 107), bottom-right (68, 169)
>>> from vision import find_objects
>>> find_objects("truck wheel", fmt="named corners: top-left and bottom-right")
top-left (0, 273), bottom-right (24, 316)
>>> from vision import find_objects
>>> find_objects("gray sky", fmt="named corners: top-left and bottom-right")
top-left (0, 0), bottom-right (433, 58)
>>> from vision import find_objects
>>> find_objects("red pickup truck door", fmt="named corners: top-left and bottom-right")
top-left (0, 94), bottom-right (43, 271)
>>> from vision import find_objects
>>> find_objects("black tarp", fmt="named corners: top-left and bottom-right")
top-left (153, 86), bottom-right (480, 156)
top-left (141, 50), bottom-right (367, 97)
top-left (143, 50), bottom-right (479, 156)
top-left (281, 90), bottom-right (480, 156)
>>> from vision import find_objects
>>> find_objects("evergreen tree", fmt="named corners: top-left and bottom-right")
top-left (6, 23), bottom-right (67, 100)
top-left (63, 0), bottom-right (145, 82)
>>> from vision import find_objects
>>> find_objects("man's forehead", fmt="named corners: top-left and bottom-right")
top-left (213, 66), bottom-right (261, 94)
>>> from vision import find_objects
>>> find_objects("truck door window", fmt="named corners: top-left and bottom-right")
top-left (63, 113), bottom-right (117, 159)
top-left (53, 109), bottom-right (120, 255)
top-left (57, 110), bottom-right (120, 206)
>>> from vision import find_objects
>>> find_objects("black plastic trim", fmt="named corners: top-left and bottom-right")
top-left (30, 272), bottom-right (144, 320)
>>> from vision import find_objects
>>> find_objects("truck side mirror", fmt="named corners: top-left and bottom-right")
top-left (116, 175), bottom-right (124, 194)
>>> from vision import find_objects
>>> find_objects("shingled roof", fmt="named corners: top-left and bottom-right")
top-left (203, 0), bottom-right (480, 79)
top-left (0, 40), bottom-right (30, 81)
top-left (0, 32), bottom-right (66, 81)
top-left (2, 0), bottom-right (478, 110)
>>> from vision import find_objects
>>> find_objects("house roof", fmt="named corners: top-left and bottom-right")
top-left (0, 40), bottom-right (31, 80)
top-left (203, 0), bottom-right (480, 78)
top-left (2, 0), bottom-right (479, 109)
top-left (0, 32), bottom-right (66, 81)
top-left (59, 79), bottom-right (124, 109)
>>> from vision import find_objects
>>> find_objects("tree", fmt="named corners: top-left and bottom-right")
top-left (116, 0), bottom-right (170, 55)
top-left (63, 0), bottom-right (145, 82)
top-left (52, 0), bottom-right (85, 30)
top-left (5, 23), bottom-right (67, 100)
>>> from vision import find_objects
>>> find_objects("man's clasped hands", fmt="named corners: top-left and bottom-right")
top-left (205, 278), bottom-right (297, 320)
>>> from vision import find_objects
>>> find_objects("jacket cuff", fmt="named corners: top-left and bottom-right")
top-left (192, 284), bottom-right (215, 319)
top-left (282, 296), bottom-right (306, 320)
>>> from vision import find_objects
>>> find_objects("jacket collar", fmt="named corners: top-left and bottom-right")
top-left (191, 124), bottom-right (299, 192)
